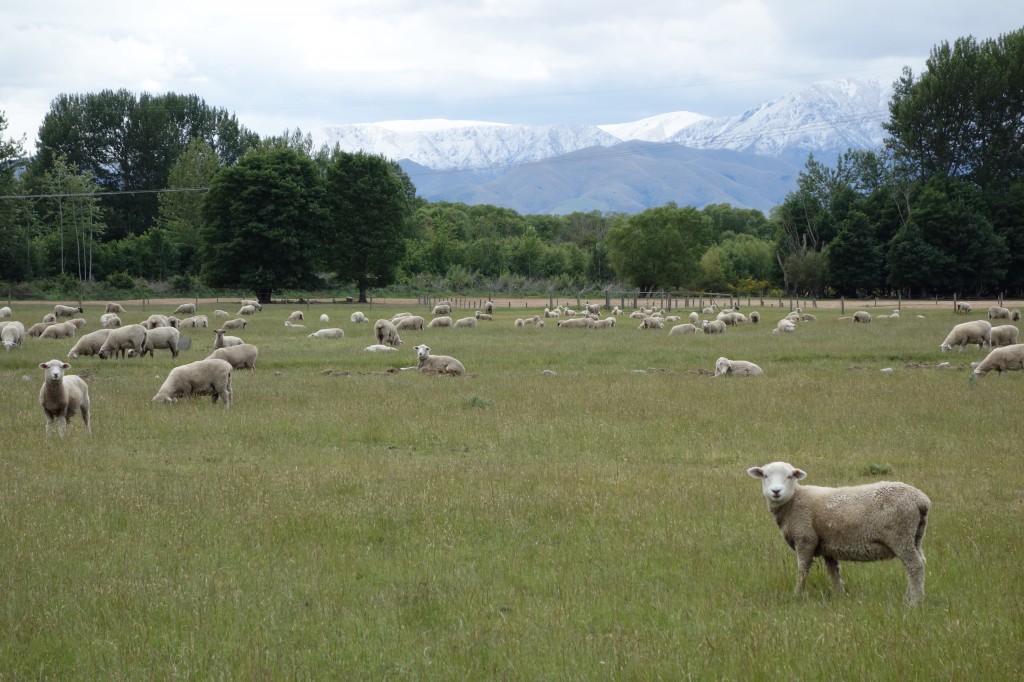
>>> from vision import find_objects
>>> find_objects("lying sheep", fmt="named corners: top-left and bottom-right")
top-left (98, 324), bottom-right (147, 359)
top-left (801, 313), bottom-right (817, 322)
top-left (207, 343), bottom-right (258, 370)
top-left (716, 311), bottom-right (746, 325)
top-left (702, 319), bottom-right (726, 334)
top-left (350, 311), bottom-right (369, 323)
top-left (173, 303), bottom-right (196, 315)
top-left (774, 319), bottom-right (797, 334)
top-left (453, 316), bottom-right (477, 329)
top-left (395, 315), bottom-right (425, 331)
top-left (971, 344), bottom-right (1024, 380)
top-left (593, 317), bottom-right (616, 329)
top-left (1, 321), bottom-right (25, 350)
top-left (283, 321), bottom-right (305, 329)
top-left (364, 344), bottom-right (398, 352)
top-left (637, 316), bottom-right (664, 330)
top-left (132, 326), bottom-right (180, 358)
top-left (990, 324), bottom-right (1019, 348)
top-left (67, 328), bottom-right (112, 358)
top-left (105, 302), bottom-right (126, 314)
top-left (427, 316), bottom-right (452, 328)
top-left (308, 328), bottom-right (345, 339)
top-left (955, 302), bottom-right (972, 314)
top-left (558, 317), bottom-right (594, 329)
top-left (54, 304), bottom-right (83, 318)
top-left (374, 319), bottom-right (403, 347)
top-left (988, 306), bottom-right (1011, 320)
top-left (238, 304), bottom-right (257, 316)
top-left (853, 311), bottom-right (872, 323)
top-left (40, 321), bottom-right (77, 340)
top-left (714, 357), bottom-right (763, 377)
top-left (514, 318), bottom-right (525, 328)
top-left (287, 310), bottom-right (304, 323)
top-left (474, 311), bottom-right (493, 321)
top-left (100, 313), bottom-right (122, 328)
top-left (152, 358), bottom-right (233, 407)
top-left (747, 461), bottom-right (930, 605)
top-left (222, 318), bottom-right (247, 330)
top-left (669, 323), bottom-right (699, 336)
top-left (940, 320), bottom-right (992, 352)
top-left (39, 359), bottom-right (91, 436)
top-left (412, 344), bottom-right (465, 376)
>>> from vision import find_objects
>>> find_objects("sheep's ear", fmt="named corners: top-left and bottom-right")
top-left (62, 363), bottom-right (71, 369)
top-left (792, 469), bottom-right (807, 480)
top-left (747, 467), bottom-right (765, 479)
top-left (39, 362), bottom-right (48, 369)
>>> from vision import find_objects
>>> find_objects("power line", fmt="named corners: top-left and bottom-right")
top-left (0, 187), bottom-right (208, 201)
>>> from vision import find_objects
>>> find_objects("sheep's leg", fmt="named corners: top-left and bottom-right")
top-left (824, 556), bottom-right (845, 595)
top-left (44, 414), bottom-right (54, 437)
top-left (794, 546), bottom-right (815, 595)
top-left (80, 403), bottom-right (91, 434)
top-left (895, 545), bottom-right (926, 605)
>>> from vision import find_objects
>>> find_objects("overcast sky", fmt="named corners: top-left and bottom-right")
top-left (2, 1), bottom-right (1020, 152)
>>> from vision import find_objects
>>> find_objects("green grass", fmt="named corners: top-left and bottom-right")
top-left (1, 301), bottom-right (1022, 679)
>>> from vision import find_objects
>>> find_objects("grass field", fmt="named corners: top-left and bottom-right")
top-left (1, 300), bottom-right (1022, 680)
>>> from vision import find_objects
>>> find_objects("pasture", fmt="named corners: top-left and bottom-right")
top-left (0, 300), bottom-right (1021, 679)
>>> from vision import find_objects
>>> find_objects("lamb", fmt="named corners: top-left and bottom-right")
top-left (364, 344), bottom-right (398, 352)
top-left (747, 461), bottom-right (930, 605)
top-left (940, 320), bottom-right (992, 352)
top-left (152, 358), bottom-right (233, 407)
top-left (207, 343), bottom-right (258, 370)
top-left (104, 302), bottom-right (126, 314)
top-left (40, 321), bottom-right (77, 340)
top-left (637, 316), bottom-right (664, 330)
top-left (350, 311), bottom-right (369, 323)
top-left (319, 313), bottom-right (330, 323)
top-left (474, 311), bottom-right (493, 321)
top-left (67, 328), bottom-right (112, 358)
top-left (395, 315), bottom-right (425, 331)
top-left (453, 316), bottom-right (477, 329)
top-left (713, 357), bottom-right (763, 377)
top-left (1, 321), bottom-right (25, 350)
top-left (749, 311), bottom-right (760, 324)
top-left (853, 311), bottom-right (872, 323)
top-left (39, 359), bottom-right (91, 436)
top-left (54, 304), bottom-right (83, 318)
top-left (98, 324), bottom-right (147, 359)
top-left (100, 313), bottom-right (122, 328)
top-left (669, 323), bottom-right (699, 336)
top-left (431, 303), bottom-right (451, 316)
top-left (412, 344), bottom-right (465, 376)
top-left (990, 324), bottom-right (1019, 348)
top-left (173, 303), bottom-right (196, 315)
top-left (132, 326), bottom-right (180, 358)
top-left (308, 328), bottom-right (345, 339)
top-left (971, 344), bottom-right (1024, 380)
top-left (221, 318), bottom-right (247, 330)
top-left (701, 319), bottom-right (726, 334)
top-left (427, 316), bottom-right (452, 328)
top-left (955, 302), bottom-right (972, 314)
top-left (988, 306), bottom-right (1011, 320)
top-left (374, 318), bottom-right (403, 347)
top-left (286, 310), bottom-right (304, 323)
top-left (0, 306), bottom-right (11, 318)
top-left (213, 329), bottom-right (243, 348)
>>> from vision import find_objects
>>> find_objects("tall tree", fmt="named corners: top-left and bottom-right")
top-left (606, 203), bottom-right (713, 293)
top-left (0, 110), bottom-right (29, 281)
top-left (825, 211), bottom-right (883, 296)
top-left (157, 138), bottom-right (222, 274)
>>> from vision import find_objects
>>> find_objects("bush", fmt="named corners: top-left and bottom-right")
top-left (105, 271), bottom-right (136, 290)
top-left (167, 274), bottom-right (200, 295)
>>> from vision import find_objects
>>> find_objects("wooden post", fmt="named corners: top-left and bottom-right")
top-left (841, 296), bottom-right (845, 315)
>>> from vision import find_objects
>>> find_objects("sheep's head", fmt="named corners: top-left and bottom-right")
top-left (413, 344), bottom-right (430, 361)
top-left (40, 359), bottom-right (69, 382)
top-left (152, 393), bottom-right (176, 404)
top-left (747, 462), bottom-right (806, 506)
top-left (714, 357), bottom-right (731, 376)
top-left (939, 343), bottom-right (952, 353)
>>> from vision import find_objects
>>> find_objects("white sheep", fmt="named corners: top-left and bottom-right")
top-left (395, 315), bottom-right (425, 331)
top-left (0, 306), bottom-right (11, 318)
top-left (40, 321), bottom-right (77, 340)
top-left (702, 305), bottom-right (717, 315)
top-left (988, 306), bottom-right (1011, 320)
top-left (374, 319), bottom-right (403, 347)
top-left (1013, 309), bottom-right (1022, 322)
top-left (593, 317), bottom-right (616, 329)
top-left (427, 316), bottom-right (452, 328)
top-left (1, 321), bottom-right (25, 350)
top-left (104, 302), bottom-right (126, 314)
top-left (214, 309), bottom-right (229, 318)
top-left (42, 313), bottom-right (57, 323)
top-left (27, 321), bottom-right (53, 337)
top-left (747, 461), bottom-right (930, 605)
top-left (584, 303), bottom-right (601, 315)
top-left (239, 299), bottom-right (262, 311)
top-left (716, 311), bottom-right (746, 325)
top-left (98, 324), bottom-right (147, 359)
top-left (453, 316), bottom-right (477, 329)
top-left (774, 319), bottom-right (797, 334)
top-left (955, 302), bottom-right (972, 314)
top-left (474, 311), bottom-right (493, 321)
top-left (319, 313), bottom-right (330, 323)
top-left (801, 313), bottom-right (817, 322)
top-left (100, 313), bottom-right (122, 328)
top-left (67, 328), bottom-right (112, 358)
top-left (222, 318), bottom-right (247, 330)
top-left (152, 358), bottom-right (233, 407)
top-left (990, 324), bottom-right (1019, 348)
top-left (238, 304), bottom-right (257, 316)
top-left (308, 328), bottom-right (345, 339)
top-left (940, 320), bottom-right (992, 352)
top-left (431, 303), bottom-right (451, 316)
top-left (173, 303), bottom-right (196, 315)
top-left (971, 344), bottom-right (1024, 380)
top-left (68, 318), bottom-right (87, 329)
top-left (213, 329), bottom-right (244, 349)
top-left (749, 311), bottom-right (760, 324)
top-left (286, 310), bottom-right (304, 323)
top-left (853, 311), bottom-right (872, 323)
top-left (714, 357), bottom-right (763, 377)
top-left (637, 316), bottom-right (664, 330)
top-left (483, 301), bottom-right (494, 314)
top-left (364, 344), bottom-right (398, 352)
top-left (177, 315), bottom-right (209, 329)
top-left (141, 314), bottom-right (172, 329)
top-left (669, 323), bottom-right (699, 336)
top-left (412, 344), bottom-right (465, 376)
top-left (54, 304), bottom-right (83, 318)
top-left (131, 326), bottom-right (180, 358)
top-left (514, 318), bottom-right (525, 328)
top-left (702, 319), bottom-right (726, 334)
top-left (558, 317), bottom-right (594, 329)
top-left (207, 343), bottom-right (258, 370)
top-left (350, 311), bottom-right (369, 323)
top-left (283, 321), bottom-right (305, 329)
top-left (39, 359), bottom-right (91, 436)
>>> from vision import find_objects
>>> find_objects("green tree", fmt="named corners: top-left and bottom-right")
top-left (606, 203), bottom-right (713, 293)
top-left (37, 155), bottom-right (105, 281)
top-left (323, 151), bottom-right (414, 303)
top-left (200, 147), bottom-right (325, 302)
top-left (825, 211), bottom-right (883, 296)
top-left (0, 110), bottom-right (30, 281)
top-left (157, 138), bottom-right (221, 275)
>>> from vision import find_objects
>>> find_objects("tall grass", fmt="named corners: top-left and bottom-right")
top-left (1, 302), bottom-right (1022, 679)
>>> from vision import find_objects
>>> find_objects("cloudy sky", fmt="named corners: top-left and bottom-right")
top-left (2, 1), bottom-right (1020, 151)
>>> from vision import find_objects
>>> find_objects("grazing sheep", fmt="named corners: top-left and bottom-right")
top-left (988, 306), bottom-right (1011, 320)
top-left (67, 328), bottom-right (112, 358)
top-left (0, 306), bottom-right (11, 318)
top-left (308, 328), bottom-right (345, 339)
top-left (177, 315), bottom-right (209, 329)
top-left (221, 318), bottom-right (247, 330)
top-left (68, 318), bottom-right (87, 329)
top-left (714, 356), bottom-right (763, 377)
top-left (98, 324), bottom-right (147, 359)
top-left (971, 344), bottom-right (1024, 380)
top-left (214, 309), bottom-right (229, 318)
top-left (637, 316), bottom-right (664, 330)
top-left (749, 311), bottom-right (760, 324)
top-left (27, 322), bottom-right (53, 337)
top-left (687, 311), bottom-right (699, 325)
top-left (955, 302), bottom-right (972, 314)
top-left (141, 314), bottom-right (172, 330)
top-left (319, 313), bottom-right (329, 323)
top-left (453, 316), bottom-right (477, 329)
top-left (286, 310), bottom-right (304, 323)
top-left (213, 329), bottom-right (244, 349)
top-left (669, 323), bottom-right (699, 336)
top-left (702, 305), bottom-right (717, 315)
top-left (940, 320), bottom-right (992, 352)
top-left (390, 312), bottom-right (412, 322)
top-left (238, 305), bottom-right (257, 316)
top-left (1, 321), bottom-right (25, 350)
top-left (747, 461), bottom-right (930, 605)
top-left (54, 304), bottom-right (83, 318)
top-left (716, 311), bottom-right (746, 325)
top-left (413, 344), bottom-right (465, 376)
top-left (364, 344), bottom-right (398, 352)
top-left (431, 304), bottom-right (451, 316)
top-left (152, 358), bottom-right (233, 407)
top-left (100, 313), bottom-right (122, 328)
top-left (374, 319), bottom-right (403, 347)
top-left (40, 321), bottom-right (77, 340)
top-left (207, 343), bottom-right (258, 370)
top-left (350, 311), bottom-right (369, 323)
top-left (173, 303), bottom-right (196, 315)
top-left (239, 299), bottom-right (262, 311)
top-left (558, 317), bottom-right (594, 329)
top-left (702, 319), bottom-right (726, 334)
top-left (39, 359), bottom-right (91, 436)
top-left (853, 311), bottom-right (872, 323)
top-left (131, 326), bottom-right (180, 358)
top-left (395, 315), bottom-right (425, 331)
top-left (801, 313), bottom-right (817, 322)
top-left (427, 316), bottom-right (453, 328)
top-left (42, 313), bottom-right (57, 324)
top-left (474, 311), bottom-right (493, 321)
top-left (990, 324), bottom-right (1019, 348)
top-left (104, 302), bottom-right (126, 314)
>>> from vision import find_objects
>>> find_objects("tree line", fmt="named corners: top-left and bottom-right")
top-left (1, 27), bottom-right (1022, 300)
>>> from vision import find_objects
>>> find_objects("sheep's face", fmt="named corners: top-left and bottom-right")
top-left (414, 344), bottom-right (430, 361)
top-left (40, 359), bottom-right (70, 382)
top-left (714, 357), bottom-right (731, 376)
top-left (748, 462), bottom-right (806, 506)
top-left (939, 343), bottom-right (952, 353)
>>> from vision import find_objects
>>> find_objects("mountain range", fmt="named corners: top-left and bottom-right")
top-left (316, 77), bottom-right (894, 215)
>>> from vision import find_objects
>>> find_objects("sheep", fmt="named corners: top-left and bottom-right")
top-left (374, 319), bottom-right (403, 347)
top-left (391, 312), bottom-right (412, 321)
top-left (152, 358), bottom-right (233, 407)
top-left (990, 324), bottom-right (1019, 348)
top-left (584, 303), bottom-right (601, 315)
top-left (238, 305), bottom-right (257, 316)
top-left (40, 321), bottom-right (77, 340)
top-left (283, 321), bottom-right (305, 329)
top-left (593, 317), bottom-right (616, 329)
top-left (214, 309), bottom-right (229, 318)
top-left (474, 311), bottom-right (493, 321)
top-left (747, 461), bottom-right (930, 605)
top-left (702, 319), bottom-right (726, 334)
top-left (774, 319), bottom-right (797, 334)
top-left (131, 326), bottom-right (180, 358)
top-left (67, 328), bottom-right (112, 358)
top-left (68, 318), bottom-right (87, 329)
top-left (971, 344), bottom-right (1024, 380)
top-left (104, 302), bottom-right (126, 314)
top-left (213, 329), bottom-right (243, 349)
top-left (483, 301), bottom-right (494, 315)
top-left (395, 315), bottom-right (425, 331)
top-left (749, 311), bottom-right (760, 324)
top-left (177, 315), bottom-right (209, 329)
top-left (319, 313), bottom-right (330, 323)
top-left (687, 311), bottom-right (700, 325)
top-left (308, 328), bottom-right (345, 339)
top-left (713, 357), bottom-right (763, 377)
top-left (853, 311), bottom-right (872, 323)
top-left (431, 303), bottom-right (451, 316)
top-left (427, 316), bottom-right (452, 328)
top-left (0, 306), bottom-right (11, 318)
top-left (100, 313), bottom-right (122, 328)
top-left (940, 320), bottom-right (992, 352)
top-left (239, 298), bottom-right (262, 311)
top-left (364, 344), bottom-right (398, 352)
top-left (514, 318), bottom-right (525, 328)
top-left (955, 302), bottom-right (972, 314)
top-left (27, 322), bottom-right (53, 337)
top-left (629, 311), bottom-right (646, 319)
top-left (173, 303), bottom-right (196, 315)
top-left (98, 324), bottom-right (147, 359)
top-left (716, 311), bottom-right (746, 325)
top-left (42, 313), bottom-right (57, 323)
top-left (453, 316), bottom-right (477, 329)
top-left (412, 344), bottom-right (465, 376)
top-left (141, 314), bottom-right (172, 330)
top-left (54, 304), bottom-right (83, 318)
top-left (637, 316), bottom-right (664, 330)
top-left (1, 321), bottom-right (25, 350)
top-left (350, 311), bottom-right (369, 323)
top-left (207, 343), bottom-right (258, 370)
top-left (702, 305), bottom-right (717, 315)
top-left (39, 359), bottom-right (91, 436)
top-left (543, 308), bottom-right (560, 318)
top-left (286, 310), bottom-right (304, 323)
top-left (558, 317), bottom-right (594, 329)
top-left (1013, 309), bottom-right (1022, 322)
top-left (988, 306), bottom-right (1011, 320)
top-left (221, 318), bottom-right (247, 330)
top-left (801, 313), bottom-right (817, 322)
top-left (669, 323), bottom-right (699, 336)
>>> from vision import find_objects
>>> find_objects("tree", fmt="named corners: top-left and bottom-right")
top-left (0, 110), bottom-right (30, 281)
top-left (200, 147), bottom-right (325, 302)
top-left (157, 138), bottom-right (222, 275)
top-left (825, 211), bottom-right (883, 296)
top-left (322, 151), bottom-right (413, 303)
top-left (606, 203), bottom-right (713, 293)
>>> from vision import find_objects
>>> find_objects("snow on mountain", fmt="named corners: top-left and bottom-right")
top-left (597, 111), bottom-right (711, 142)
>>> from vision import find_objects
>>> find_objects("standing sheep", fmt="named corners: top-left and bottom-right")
top-left (0, 306), bottom-right (11, 318)
top-left (940, 320), bottom-right (992, 352)
top-left (67, 328), bottom-right (113, 358)
top-left (395, 315), bottom-right (425, 331)
top-left (286, 311), bottom-right (304, 323)
top-left (238, 304), bottom-right (257, 316)
top-left (988, 306), bottom-right (1011, 320)
top-left (2, 321), bottom-right (25, 350)
top-left (98, 324), bottom-right (147, 359)
top-left (132, 326), bottom-right (180, 358)
top-left (427, 316), bottom-right (452, 328)
top-left (100, 313), bottom-right (122, 328)
top-left (432, 303), bottom-right (451, 316)
top-left (453, 316), bottom-right (477, 329)
top-left (483, 301), bottom-right (494, 314)
top-left (319, 313), bottom-right (330, 323)
top-left (971, 344), bottom-right (1024, 381)
top-left (412, 344), bottom-right (465, 376)
top-left (40, 321), bottom-right (77, 340)
top-left (747, 461), bottom-right (930, 605)
top-left (714, 357), bottom-right (763, 377)
top-left (350, 311), bottom-right (369, 323)
top-left (853, 311), bottom-right (872, 323)
top-left (104, 302), bottom-right (126, 314)
top-left (702, 319), bottom-right (727, 334)
top-left (173, 303), bottom-right (196, 315)
top-left (207, 343), bottom-right (258, 370)
top-left (990, 324), bottom-right (1019, 348)
top-left (955, 302), bottom-right (972, 314)
top-left (54, 304), bottom-right (83, 318)
top-left (374, 319), bottom-right (403, 347)
top-left (669, 323), bottom-right (699, 336)
top-left (152, 358), bottom-right (233, 407)
top-left (222, 318), bottom-right (247, 330)
top-left (749, 311), bottom-right (760, 324)
top-left (39, 359), bottom-right (91, 436)
top-left (214, 309), bottom-right (229, 319)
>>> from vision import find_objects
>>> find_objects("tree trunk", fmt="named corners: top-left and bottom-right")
top-left (358, 281), bottom-right (368, 304)
top-left (256, 289), bottom-right (272, 304)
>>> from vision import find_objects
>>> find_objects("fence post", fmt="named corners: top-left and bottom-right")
top-left (841, 296), bottom-right (845, 315)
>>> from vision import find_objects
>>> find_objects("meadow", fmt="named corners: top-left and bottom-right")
top-left (1, 299), bottom-right (1022, 680)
